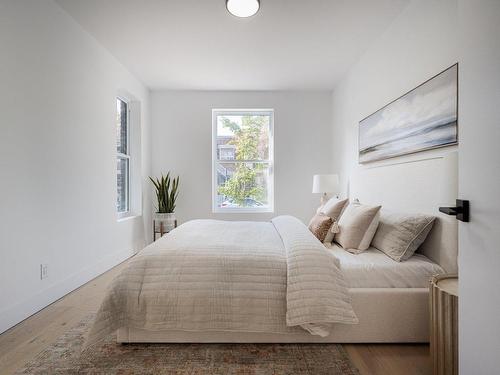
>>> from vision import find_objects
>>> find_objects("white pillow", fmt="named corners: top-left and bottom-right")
top-left (372, 210), bottom-right (436, 261)
top-left (334, 200), bottom-right (381, 253)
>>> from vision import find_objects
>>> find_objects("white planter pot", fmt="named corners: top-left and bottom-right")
top-left (154, 212), bottom-right (176, 233)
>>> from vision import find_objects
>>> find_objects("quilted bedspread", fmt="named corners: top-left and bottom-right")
top-left (85, 216), bottom-right (357, 347)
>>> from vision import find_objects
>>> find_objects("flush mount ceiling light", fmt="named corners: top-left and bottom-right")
top-left (226, 0), bottom-right (260, 18)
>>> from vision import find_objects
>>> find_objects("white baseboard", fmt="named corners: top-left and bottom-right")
top-left (0, 248), bottom-right (134, 334)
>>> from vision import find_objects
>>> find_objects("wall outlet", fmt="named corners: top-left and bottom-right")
top-left (40, 264), bottom-right (48, 280)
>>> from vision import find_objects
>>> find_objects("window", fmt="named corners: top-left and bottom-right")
top-left (116, 97), bottom-right (130, 214)
top-left (212, 109), bottom-right (274, 213)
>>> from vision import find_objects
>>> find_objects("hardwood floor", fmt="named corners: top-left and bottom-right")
top-left (345, 344), bottom-right (430, 375)
top-left (0, 259), bottom-right (431, 375)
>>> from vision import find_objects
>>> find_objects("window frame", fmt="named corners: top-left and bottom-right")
top-left (116, 96), bottom-right (131, 218)
top-left (212, 109), bottom-right (275, 214)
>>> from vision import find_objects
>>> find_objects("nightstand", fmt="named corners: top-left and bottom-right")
top-left (153, 219), bottom-right (177, 241)
top-left (430, 274), bottom-right (458, 375)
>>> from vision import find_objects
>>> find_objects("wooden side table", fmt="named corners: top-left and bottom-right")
top-left (430, 274), bottom-right (458, 375)
top-left (153, 219), bottom-right (177, 241)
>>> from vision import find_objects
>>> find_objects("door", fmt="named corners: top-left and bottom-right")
top-left (458, 1), bottom-right (500, 373)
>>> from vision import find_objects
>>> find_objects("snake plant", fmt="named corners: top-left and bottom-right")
top-left (149, 172), bottom-right (180, 213)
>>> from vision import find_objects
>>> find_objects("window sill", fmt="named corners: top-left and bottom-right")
top-left (212, 208), bottom-right (274, 214)
top-left (117, 213), bottom-right (141, 222)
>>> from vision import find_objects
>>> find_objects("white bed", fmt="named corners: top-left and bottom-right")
top-left (116, 247), bottom-right (445, 343)
top-left (115, 248), bottom-right (445, 344)
top-left (92, 153), bottom-right (458, 345)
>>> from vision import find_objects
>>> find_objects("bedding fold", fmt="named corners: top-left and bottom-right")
top-left (271, 215), bottom-right (358, 335)
top-left (84, 216), bottom-right (357, 348)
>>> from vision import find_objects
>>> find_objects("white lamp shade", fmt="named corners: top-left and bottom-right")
top-left (312, 174), bottom-right (340, 194)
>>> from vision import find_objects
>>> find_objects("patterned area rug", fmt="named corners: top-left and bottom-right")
top-left (16, 315), bottom-right (359, 375)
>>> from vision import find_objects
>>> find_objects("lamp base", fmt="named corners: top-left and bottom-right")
top-left (320, 193), bottom-right (340, 205)
top-left (320, 193), bottom-right (328, 205)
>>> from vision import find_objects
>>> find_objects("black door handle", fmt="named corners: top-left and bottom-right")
top-left (439, 199), bottom-right (469, 222)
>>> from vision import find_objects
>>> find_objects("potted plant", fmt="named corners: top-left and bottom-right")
top-left (150, 172), bottom-right (180, 233)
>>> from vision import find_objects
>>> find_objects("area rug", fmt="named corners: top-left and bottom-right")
top-left (16, 315), bottom-right (359, 375)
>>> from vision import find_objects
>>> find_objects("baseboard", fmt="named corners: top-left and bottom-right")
top-left (0, 248), bottom-right (134, 334)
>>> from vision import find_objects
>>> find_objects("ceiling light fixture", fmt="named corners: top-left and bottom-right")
top-left (226, 0), bottom-right (260, 18)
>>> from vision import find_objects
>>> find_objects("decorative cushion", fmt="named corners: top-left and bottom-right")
top-left (317, 197), bottom-right (349, 218)
top-left (335, 201), bottom-right (381, 253)
top-left (372, 210), bottom-right (436, 262)
top-left (315, 197), bottom-right (349, 243)
top-left (308, 213), bottom-right (334, 242)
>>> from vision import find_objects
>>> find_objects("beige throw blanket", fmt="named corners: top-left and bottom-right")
top-left (85, 216), bottom-right (357, 347)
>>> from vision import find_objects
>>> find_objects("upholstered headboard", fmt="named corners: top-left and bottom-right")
top-left (349, 152), bottom-right (458, 273)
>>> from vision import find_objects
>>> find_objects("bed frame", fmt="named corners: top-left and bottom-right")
top-left (118, 153), bottom-right (458, 343)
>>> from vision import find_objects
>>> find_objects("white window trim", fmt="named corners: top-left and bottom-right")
top-left (117, 96), bottom-right (131, 219)
top-left (212, 109), bottom-right (275, 214)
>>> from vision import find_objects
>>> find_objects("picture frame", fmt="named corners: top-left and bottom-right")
top-left (358, 64), bottom-right (458, 163)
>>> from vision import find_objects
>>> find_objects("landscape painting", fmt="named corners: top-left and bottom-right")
top-left (359, 64), bottom-right (458, 163)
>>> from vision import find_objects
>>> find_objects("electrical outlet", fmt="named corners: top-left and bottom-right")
top-left (40, 264), bottom-right (48, 280)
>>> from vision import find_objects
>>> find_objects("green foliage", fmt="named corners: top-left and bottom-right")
top-left (218, 164), bottom-right (264, 205)
top-left (149, 172), bottom-right (180, 213)
top-left (220, 115), bottom-right (268, 160)
top-left (218, 116), bottom-right (268, 205)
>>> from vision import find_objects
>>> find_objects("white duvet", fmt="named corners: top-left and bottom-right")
top-left (85, 215), bottom-right (358, 347)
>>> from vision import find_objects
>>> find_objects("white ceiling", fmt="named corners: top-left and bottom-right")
top-left (55, 0), bottom-right (410, 91)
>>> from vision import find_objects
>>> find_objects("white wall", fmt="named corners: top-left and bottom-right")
top-left (329, 0), bottom-right (500, 371)
top-left (330, 0), bottom-right (458, 195)
top-left (0, 0), bottom-right (151, 333)
top-left (151, 91), bottom-right (333, 224)
top-left (458, 1), bottom-right (500, 373)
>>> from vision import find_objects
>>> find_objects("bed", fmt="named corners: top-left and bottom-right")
top-left (87, 153), bottom-right (458, 345)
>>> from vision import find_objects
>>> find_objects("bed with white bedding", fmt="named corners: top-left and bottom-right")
top-left (112, 241), bottom-right (444, 345)
top-left (86, 153), bottom-right (458, 345)
top-left (86, 216), bottom-right (444, 346)
top-left (111, 244), bottom-right (445, 345)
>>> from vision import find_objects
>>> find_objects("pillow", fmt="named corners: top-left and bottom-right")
top-left (308, 213), bottom-right (333, 242)
top-left (317, 197), bottom-right (349, 243)
top-left (334, 201), bottom-right (381, 253)
top-left (372, 210), bottom-right (436, 262)
top-left (317, 197), bottom-right (349, 218)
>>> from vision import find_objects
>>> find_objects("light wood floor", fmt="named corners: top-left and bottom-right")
top-left (0, 259), bottom-right (431, 375)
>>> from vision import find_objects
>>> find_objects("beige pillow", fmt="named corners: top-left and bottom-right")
top-left (318, 197), bottom-right (349, 219)
top-left (308, 213), bottom-right (333, 242)
top-left (335, 201), bottom-right (381, 253)
top-left (372, 210), bottom-right (436, 262)
top-left (316, 197), bottom-right (349, 243)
